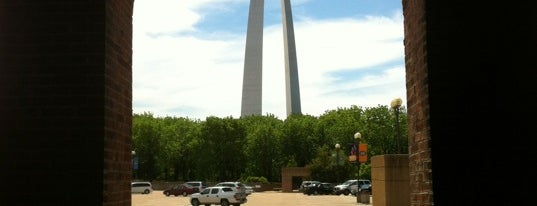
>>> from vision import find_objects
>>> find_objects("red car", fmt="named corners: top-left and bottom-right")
top-left (163, 184), bottom-right (199, 197)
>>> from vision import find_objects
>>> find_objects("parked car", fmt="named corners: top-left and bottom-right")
top-left (244, 184), bottom-right (254, 195)
top-left (185, 181), bottom-right (209, 193)
top-left (214, 181), bottom-right (247, 194)
top-left (190, 186), bottom-right (248, 206)
top-left (131, 181), bottom-right (153, 194)
top-left (304, 182), bottom-right (335, 195)
top-left (163, 183), bottom-right (199, 197)
top-left (334, 179), bottom-right (358, 195)
top-left (350, 179), bottom-right (372, 195)
top-left (299, 180), bottom-right (320, 193)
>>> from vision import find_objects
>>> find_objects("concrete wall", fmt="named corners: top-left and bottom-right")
top-left (371, 155), bottom-right (410, 206)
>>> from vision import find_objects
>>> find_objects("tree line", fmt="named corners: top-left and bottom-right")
top-left (132, 104), bottom-right (407, 184)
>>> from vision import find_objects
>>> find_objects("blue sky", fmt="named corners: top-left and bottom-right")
top-left (132, 0), bottom-right (405, 120)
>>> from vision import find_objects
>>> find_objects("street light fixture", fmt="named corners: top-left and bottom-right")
top-left (354, 132), bottom-right (361, 142)
top-left (391, 98), bottom-right (402, 153)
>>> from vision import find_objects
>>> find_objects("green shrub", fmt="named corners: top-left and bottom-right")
top-left (242, 176), bottom-right (269, 184)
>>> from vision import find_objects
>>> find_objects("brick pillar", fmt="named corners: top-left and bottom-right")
top-left (0, 1), bottom-right (133, 205)
top-left (403, 0), bottom-right (537, 205)
top-left (281, 167), bottom-right (310, 192)
top-left (103, 1), bottom-right (134, 205)
top-left (401, 1), bottom-right (433, 206)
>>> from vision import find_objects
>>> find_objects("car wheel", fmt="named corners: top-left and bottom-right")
top-left (143, 189), bottom-right (150, 194)
top-left (314, 191), bottom-right (319, 195)
top-left (191, 199), bottom-right (200, 206)
top-left (220, 199), bottom-right (229, 206)
top-left (164, 192), bottom-right (170, 196)
top-left (182, 191), bottom-right (188, 197)
top-left (343, 190), bottom-right (350, 196)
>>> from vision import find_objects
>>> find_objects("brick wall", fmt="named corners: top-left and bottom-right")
top-left (0, 1), bottom-right (133, 205)
top-left (103, 0), bottom-right (134, 205)
top-left (402, 1), bottom-right (433, 206)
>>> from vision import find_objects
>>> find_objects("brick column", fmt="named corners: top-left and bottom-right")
top-left (402, 0), bottom-right (433, 205)
top-left (0, 1), bottom-right (133, 205)
top-left (281, 167), bottom-right (310, 192)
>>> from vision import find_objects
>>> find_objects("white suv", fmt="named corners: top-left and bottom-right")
top-left (131, 181), bottom-right (153, 194)
top-left (214, 182), bottom-right (247, 194)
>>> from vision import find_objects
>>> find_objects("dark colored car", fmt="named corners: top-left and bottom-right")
top-left (163, 183), bottom-right (199, 197)
top-left (304, 182), bottom-right (335, 195)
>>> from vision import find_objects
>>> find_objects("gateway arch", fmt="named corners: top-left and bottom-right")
top-left (240, 0), bottom-right (302, 117)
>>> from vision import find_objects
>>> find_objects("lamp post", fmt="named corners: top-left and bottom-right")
top-left (354, 132), bottom-right (361, 203)
top-left (354, 132), bottom-right (361, 178)
top-left (335, 143), bottom-right (340, 183)
top-left (391, 98), bottom-right (402, 154)
top-left (132, 150), bottom-right (137, 180)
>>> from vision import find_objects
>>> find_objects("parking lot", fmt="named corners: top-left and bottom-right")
top-left (133, 190), bottom-right (372, 206)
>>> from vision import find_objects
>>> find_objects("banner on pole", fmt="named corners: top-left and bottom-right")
top-left (358, 144), bottom-right (367, 163)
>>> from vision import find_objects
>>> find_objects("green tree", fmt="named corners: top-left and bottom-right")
top-left (132, 112), bottom-right (162, 181)
top-left (130, 103), bottom-right (409, 183)
top-left (158, 116), bottom-right (201, 180)
top-left (317, 105), bottom-right (365, 164)
top-left (197, 116), bottom-right (247, 181)
top-left (240, 114), bottom-right (283, 182)
top-left (280, 114), bottom-right (320, 167)
top-left (361, 106), bottom-right (394, 155)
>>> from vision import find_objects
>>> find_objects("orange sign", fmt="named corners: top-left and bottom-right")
top-left (358, 143), bottom-right (367, 163)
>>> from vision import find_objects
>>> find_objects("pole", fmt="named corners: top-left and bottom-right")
top-left (395, 107), bottom-right (401, 153)
top-left (391, 98), bottom-right (402, 154)
top-left (353, 132), bottom-right (361, 203)
top-left (335, 143), bottom-right (340, 183)
top-left (336, 148), bottom-right (339, 183)
top-left (356, 141), bottom-right (360, 203)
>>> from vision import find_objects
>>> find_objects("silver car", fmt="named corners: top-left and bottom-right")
top-left (131, 181), bottom-right (153, 194)
top-left (244, 184), bottom-right (254, 195)
top-left (350, 179), bottom-right (372, 195)
top-left (334, 179), bottom-right (358, 195)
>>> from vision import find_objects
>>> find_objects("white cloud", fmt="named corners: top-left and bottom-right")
top-left (133, 0), bottom-right (406, 120)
